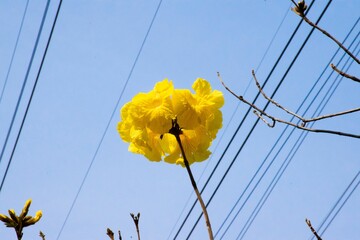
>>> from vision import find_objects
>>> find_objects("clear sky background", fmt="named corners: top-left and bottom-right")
top-left (0, 0), bottom-right (359, 239)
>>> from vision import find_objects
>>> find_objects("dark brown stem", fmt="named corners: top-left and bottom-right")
top-left (130, 213), bottom-right (141, 240)
top-left (16, 228), bottom-right (23, 240)
top-left (170, 119), bottom-right (214, 240)
top-left (306, 219), bottom-right (322, 240)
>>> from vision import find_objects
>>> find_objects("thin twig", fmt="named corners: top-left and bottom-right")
top-left (218, 72), bottom-right (275, 120)
top-left (331, 63), bottom-right (360, 83)
top-left (306, 219), bottom-right (322, 240)
top-left (170, 119), bottom-right (214, 240)
top-left (303, 106), bottom-right (360, 123)
top-left (291, 0), bottom-right (360, 64)
top-left (252, 70), bottom-right (305, 121)
top-left (107, 228), bottom-right (115, 240)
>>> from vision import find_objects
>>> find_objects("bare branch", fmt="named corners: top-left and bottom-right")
top-left (306, 219), bottom-right (322, 240)
top-left (107, 228), bottom-right (115, 240)
top-left (331, 63), bottom-right (360, 83)
top-left (218, 72), bottom-right (360, 139)
top-left (251, 70), bottom-right (360, 125)
top-left (291, 0), bottom-right (360, 64)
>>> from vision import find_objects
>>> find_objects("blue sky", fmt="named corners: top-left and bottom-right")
top-left (0, 0), bottom-right (359, 239)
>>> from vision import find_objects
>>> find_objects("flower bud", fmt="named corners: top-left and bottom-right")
top-left (20, 199), bottom-right (32, 219)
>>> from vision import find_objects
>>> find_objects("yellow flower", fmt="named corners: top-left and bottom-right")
top-left (117, 78), bottom-right (224, 166)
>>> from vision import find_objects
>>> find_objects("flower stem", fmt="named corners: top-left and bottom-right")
top-left (174, 134), bottom-right (214, 240)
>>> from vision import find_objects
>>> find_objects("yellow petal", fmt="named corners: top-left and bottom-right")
top-left (160, 133), bottom-right (178, 154)
top-left (192, 78), bottom-right (211, 96)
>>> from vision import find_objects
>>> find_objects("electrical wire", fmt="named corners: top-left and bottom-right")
top-left (309, 48), bottom-right (360, 240)
top-left (166, 3), bottom-right (292, 239)
top-left (215, 17), bottom-right (360, 239)
top-left (0, 0), bottom-right (51, 192)
top-left (314, 170), bottom-right (360, 239)
top-left (236, 44), bottom-right (360, 240)
top-left (237, 46), bottom-right (360, 240)
top-left (172, 2), bottom-right (316, 238)
top-left (236, 40), bottom-right (360, 240)
top-left (0, 0), bottom-right (30, 107)
top-left (183, 0), bottom-right (329, 238)
top-left (55, 1), bottom-right (163, 239)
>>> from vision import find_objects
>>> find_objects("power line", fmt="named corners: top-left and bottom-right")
top-left (183, 0), bottom-right (330, 238)
top-left (309, 49), bottom-right (360, 240)
top-left (55, 1), bottom-right (163, 239)
top-left (0, 0), bottom-right (52, 192)
top-left (315, 170), bottom-right (360, 239)
top-left (215, 17), bottom-right (360, 239)
top-left (238, 47), bottom-right (360, 239)
top-left (166, 3), bottom-right (292, 239)
top-left (236, 43), bottom-right (360, 240)
top-left (172, 1), bottom-right (316, 238)
top-left (0, 0), bottom-right (30, 106)
top-left (236, 38), bottom-right (360, 240)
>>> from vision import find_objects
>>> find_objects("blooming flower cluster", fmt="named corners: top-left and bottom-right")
top-left (117, 78), bottom-right (224, 166)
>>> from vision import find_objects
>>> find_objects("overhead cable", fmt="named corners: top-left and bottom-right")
top-left (172, 1), bottom-right (316, 238)
top-left (216, 17), bottom-right (360, 239)
top-left (166, 3), bottom-right (292, 239)
top-left (237, 44), bottom-right (360, 240)
top-left (0, 0), bottom-right (52, 192)
top-left (184, 1), bottom-right (331, 238)
top-left (0, 0), bottom-right (30, 106)
top-left (55, 1), bottom-right (164, 239)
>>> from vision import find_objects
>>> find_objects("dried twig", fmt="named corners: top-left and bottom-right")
top-left (218, 72), bottom-right (360, 138)
top-left (291, 0), bottom-right (360, 64)
top-left (130, 213), bottom-right (141, 240)
top-left (251, 70), bottom-right (360, 125)
top-left (107, 228), bottom-right (115, 240)
top-left (39, 231), bottom-right (46, 240)
top-left (331, 63), bottom-right (360, 83)
top-left (306, 219), bottom-right (322, 240)
top-left (170, 119), bottom-right (214, 240)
